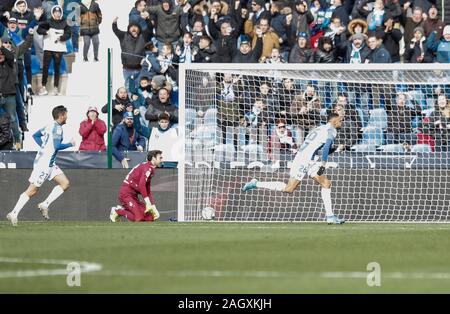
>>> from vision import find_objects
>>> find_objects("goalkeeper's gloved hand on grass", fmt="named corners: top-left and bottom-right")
top-left (145, 204), bottom-right (160, 220)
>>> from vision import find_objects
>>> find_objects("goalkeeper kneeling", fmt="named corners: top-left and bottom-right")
top-left (110, 151), bottom-right (162, 222)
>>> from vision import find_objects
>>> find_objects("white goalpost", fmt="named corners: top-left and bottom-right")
top-left (178, 64), bottom-right (450, 222)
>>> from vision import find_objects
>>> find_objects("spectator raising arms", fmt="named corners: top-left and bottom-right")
top-left (112, 16), bottom-right (153, 93)
top-left (79, 106), bottom-right (106, 151)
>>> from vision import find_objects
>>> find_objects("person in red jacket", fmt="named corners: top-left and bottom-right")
top-left (109, 150), bottom-right (163, 222)
top-left (79, 106), bottom-right (107, 151)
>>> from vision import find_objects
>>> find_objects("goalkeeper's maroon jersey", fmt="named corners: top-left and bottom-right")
top-left (120, 162), bottom-right (156, 203)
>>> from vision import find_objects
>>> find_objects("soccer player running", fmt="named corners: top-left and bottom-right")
top-left (242, 112), bottom-right (345, 224)
top-left (6, 106), bottom-right (75, 226)
top-left (110, 150), bottom-right (163, 222)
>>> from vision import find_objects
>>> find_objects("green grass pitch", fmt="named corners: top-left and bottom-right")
top-left (0, 221), bottom-right (449, 293)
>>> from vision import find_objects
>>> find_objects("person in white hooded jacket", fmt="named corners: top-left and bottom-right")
top-left (36, 5), bottom-right (71, 96)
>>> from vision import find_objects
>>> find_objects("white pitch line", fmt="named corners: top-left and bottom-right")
top-left (0, 257), bottom-right (102, 279)
top-left (87, 269), bottom-right (450, 280)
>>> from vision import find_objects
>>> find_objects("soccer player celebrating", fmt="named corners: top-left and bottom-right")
top-left (242, 112), bottom-right (345, 224)
top-left (6, 106), bottom-right (75, 226)
top-left (110, 150), bottom-right (163, 222)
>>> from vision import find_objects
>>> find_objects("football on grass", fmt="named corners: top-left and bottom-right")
top-left (201, 207), bottom-right (215, 220)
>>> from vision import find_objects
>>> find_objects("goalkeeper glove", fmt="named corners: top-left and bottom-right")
top-left (145, 204), bottom-right (160, 220)
top-left (317, 165), bottom-right (326, 176)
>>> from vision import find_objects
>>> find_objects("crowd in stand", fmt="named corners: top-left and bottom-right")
top-left (114, 0), bottom-right (449, 71)
top-left (2, 0), bottom-right (450, 167)
top-left (0, 0), bottom-right (102, 150)
top-left (208, 75), bottom-right (450, 159)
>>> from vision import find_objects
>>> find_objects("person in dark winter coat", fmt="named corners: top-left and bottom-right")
top-left (207, 5), bottom-right (243, 63)
top-left (79, 106), bottom-right (106, 151)
top-left (193, 35), bottom-right (217, 63)
top-left (112, 16), bottom-right (153, 92)
top-left (80, 0), bottom-right (102, 62)
top-left (138, 41), bottom-right (161, 81)
top-left (36, 5), bottom-right (71, 96)
top-left (313, 36), bottom-right (336, 63)
top-left (404, 26), bottom-right (432, 63)
top-left (366, 33), bottom-right (392, 63)
top-left (288, 32), bottom-right (313, 63)
top-left (248, 0), bottom-right (271, 26)
top-left (269, 2), bottom-right (290, 60)
top-left (291, 0), bottom-right (314, 36)
top-left (146, 0), bottom-right (184, 48)
top-left (112, 111), bottom-right (146, 168)
top-left (386, 92), bottom-right (423, 145)
top-left (0, 42), bottom-right (20, 146)
top-left (423, 5), bottom-right (445, 40)
top-left (129, 0), bottom-right (152, 40)
top-left (379, 16), bottom-right (402, 62)
top-left (232, 33), bottom-right (263, 63)
top-left (10, 0), bottom-right (40, 29)
top-left (400, 4), bottom-right (425, 45)
top-left (144, 88), bottom-right (178, 129)
top-left (426, 25), bottom-right (450, 63)
top-left (0, 108), bottom-right (13, 150)
top-left (331, 0), bottom-right (349, 27)
top-left (102, 87), bottom-right (135, 128)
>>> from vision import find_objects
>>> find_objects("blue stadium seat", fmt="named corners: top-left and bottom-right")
top-left (411, 144), bottom-right (432, 153)
top-left (204, 108), bottom-right (217, 126)
top-left (48, 58), bottom-right (68, 76)
top-left (185, 108), bottom-right (197, 127)
top-left (368, 108), bottom-right (388, 129)
top-left (66, 39), bottom-right (74, 54)
top-left (31, 55), bottom-right (41, 75)
top-left (214, 144), bottom-right (236, 162)
top-left (362, 126), bottom-right (385, 146)
top-left (379, 144), bottom-right (405, 153)
top-left (242, 144), bottom-right (263, 155)
top-left (171, 89), bottom-right (179, 108)
top-left (198, 126), bottom-right (219, 147)
top-left (351, 144), bottom-right (378, 153)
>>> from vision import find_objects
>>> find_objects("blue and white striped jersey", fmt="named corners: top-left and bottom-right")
top-left (32, 122), bottom-right (72, 168)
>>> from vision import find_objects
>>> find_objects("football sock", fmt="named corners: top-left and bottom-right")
top-left (256, 181), bottom-right (287, 192)
top-left (42, 186), bottom-right (64, 208)
top-left (321, 188), bottom-right (334, 216)
top-left (11, 193), bottom-right (30, 216)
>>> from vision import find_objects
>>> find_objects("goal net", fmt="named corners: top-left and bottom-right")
top-left (178, 64), bottom-right (450, 222)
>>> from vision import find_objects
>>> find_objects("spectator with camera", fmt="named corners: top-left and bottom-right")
top-left (102, 87), bottom-right (135, 128)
